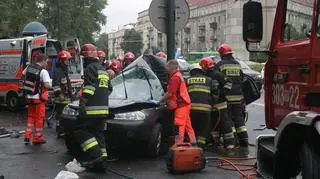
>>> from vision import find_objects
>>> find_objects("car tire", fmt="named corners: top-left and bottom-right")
top-left (300, 141), bottom-right (320, 179)
top-left (6, 92), bottom-right (20, 111)
top-left (147, 123), bottom-right (163, 157)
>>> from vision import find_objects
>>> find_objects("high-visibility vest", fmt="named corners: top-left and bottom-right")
top-left (167, 71), bottom-right (190, 110)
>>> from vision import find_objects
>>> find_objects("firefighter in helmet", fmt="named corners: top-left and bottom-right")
top-left (123, 52), bottom-right (135, 69)
top-left (52, 50), bottom-right (73, 138)
top-left (186, 63), bottom-right (219, 148)
top-left (199, 57), bottom-right (235, 150)
top-left (69, 44), bottom-right (112, 172)
top-left (97, 50), bottom-right (106, 65)
top-left (216, 44), bottom-right (248, 147)
top-left (155, 51), bottom-right (167, 58)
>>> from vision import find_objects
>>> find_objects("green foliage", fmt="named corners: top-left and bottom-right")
top-left (0, 0), bottom-right (40, 37)
top-left (120, 29), bottom-right (143, 56)
top-left (95, 33), bottom-right (108, 51)
top-left (283, 23), bottom-right (307, 41)
top-left (0, 0), bottom-right (107, 43)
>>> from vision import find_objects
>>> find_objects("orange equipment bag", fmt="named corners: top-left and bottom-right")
top-left (166, 143), bottom-right (206, 174)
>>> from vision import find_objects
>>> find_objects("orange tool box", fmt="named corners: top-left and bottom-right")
top-left (166, 143), bottom-right (206, 174)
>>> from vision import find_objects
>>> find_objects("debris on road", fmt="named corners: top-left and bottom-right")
top-left (55, 170), bottom-right (79, 179)
top-left (65, 159), bottom-right (86, 173)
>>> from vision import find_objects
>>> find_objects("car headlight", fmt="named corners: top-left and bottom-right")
top-left (62, 105), bottom-right (78, 116)
top-left (257, 74), bottom-right (262, 79)
top-left (114, 111), bottom-right (146, 121)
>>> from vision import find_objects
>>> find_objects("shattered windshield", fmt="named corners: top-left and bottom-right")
top-left (109, 66), bottom-right (163, 101)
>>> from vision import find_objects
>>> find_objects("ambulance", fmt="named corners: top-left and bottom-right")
top-left (0, 22), bottom-right (83, 110)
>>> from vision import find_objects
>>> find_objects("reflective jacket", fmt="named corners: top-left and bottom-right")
top-left (216, 55), bottom-right (244, 103)
top-left (206, 67), bottom-right (231, 110)
top-left (52, 66), bottom-right (72, 104)
top-left (186, 74), bottom-right (219, 112)
top-left (80, 60), bottom-right (113, 118)
top-left (22, 63), bottom-right (42, 96)
top-left (167, 71), bottom-right (191, 110)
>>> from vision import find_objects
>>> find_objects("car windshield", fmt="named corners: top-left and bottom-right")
top-left (68, 56), bottom-right (82, 75)
top-left (109, 66), bottom-right (164, 101)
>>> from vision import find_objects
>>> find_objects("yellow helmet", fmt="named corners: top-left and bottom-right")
top-left (188, 63), bottom-right (202, 71)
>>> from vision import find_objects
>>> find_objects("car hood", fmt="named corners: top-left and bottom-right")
top-left (242, 68), bottom-right (260, 76)
top-left (68, 98), bottom-right (158, 113)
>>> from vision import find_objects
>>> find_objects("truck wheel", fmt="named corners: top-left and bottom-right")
top-left (147, 123), bottom-right (163, 157)
top-left (6, 93), bottom-right (19, 111)
top-left (300, 141), bottom-right (320, 179)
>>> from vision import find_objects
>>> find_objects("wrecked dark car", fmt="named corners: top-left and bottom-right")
top-left (62, 55), bottom-right (173, 157)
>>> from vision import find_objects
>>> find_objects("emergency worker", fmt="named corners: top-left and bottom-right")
top-left (22, 53), bottom-right (51, 144)
top-left (159, 60), bottom-right (196, 145)
top-left (199, 57), bottom-right (235, 149)
top-left (97, 51), bottom-right (106, 65)
top-left (52, 50), bottom-right (73, 138)
top-left (216, 44), bottom-right (248, 147)
top-left (155, 51), bottom-right (167, 58)
top-left (71, 44), bottom-right (112, 172)
top-left (122, 52), bottom-right (135, 69)
top-left (186, 63), bottom-right (219, 147)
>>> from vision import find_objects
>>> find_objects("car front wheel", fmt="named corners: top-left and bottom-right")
top-left (147, 123), bottom-right (163, 157)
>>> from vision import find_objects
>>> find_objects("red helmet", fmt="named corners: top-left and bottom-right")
top-left (110, 60), bottom-right (122, 72)
top-left (217, 44), bottom-right (233, 57)
top-left (124, 52), bottom-right (135, 61)
top-left (155, 51), bottom-right (167, 58)
top-left (199, 57), bottom-right (215, 71)
top-left (97, 51), bottom-right (106, 58)
top-left (80, 44), bottom-right (97, 58)
top-left (58, 50), bottom-right (71, 61)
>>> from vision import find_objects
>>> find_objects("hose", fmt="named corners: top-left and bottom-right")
top-left (206, 143), bottom-right (258, 179)
top-left (106, 168), bottom-right (135, 179)
top-left (206, 156), bottom-right (257, 179)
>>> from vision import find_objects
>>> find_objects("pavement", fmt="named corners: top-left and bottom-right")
top-left (0, 93), bottom-right (275, 179)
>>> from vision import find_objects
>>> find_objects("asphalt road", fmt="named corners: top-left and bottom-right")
top-left (0, 93), bottom-right (275, 179)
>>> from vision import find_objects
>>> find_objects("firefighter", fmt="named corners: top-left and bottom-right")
top-left (122, 52), bottom-right (135, 69)
top-left (52, 50), bottom-right (73, 138)
top-left (216, 44), bottom-right (248, 147)
top-left (155, 51), bottom-right (167, 58)
top-left (71, 44), bottom-right (112, 172)
top-left (186, 63), bottom-right (219, 148)
top-left (22, 53), bottom-right (51, 144)
top-left (199, 57), bottom-right (235, 150)
top-left (97, 50), bottom-right (106, 65)
top-left (159, 59), bottom-right (197, 145)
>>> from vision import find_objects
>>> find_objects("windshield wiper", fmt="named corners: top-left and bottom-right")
top-left (142, 69), bottom-right (154, 100)
top-left (121, 70), bottom-right (128, 99)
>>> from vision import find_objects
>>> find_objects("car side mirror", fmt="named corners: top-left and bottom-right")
top-left (243, 1), bottom-right (263, 43)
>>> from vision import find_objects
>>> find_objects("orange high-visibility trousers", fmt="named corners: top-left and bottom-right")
top-left (24, 102), bottom-right (46, 141)
top-left (174, 104), bottom-right (196, 144)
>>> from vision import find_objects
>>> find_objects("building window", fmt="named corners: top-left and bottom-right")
top-left (218, 16), bottom-right (220, 23)
top-left (214, 17), bottom-right (216, 22)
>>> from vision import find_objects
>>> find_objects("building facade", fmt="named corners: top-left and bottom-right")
top-left (107, 0), bottom-right (313, 60)
top-left (108, 24), bottom-right (135, 58)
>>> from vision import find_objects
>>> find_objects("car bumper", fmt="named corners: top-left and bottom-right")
top-left (61, 114), bottom-right (153, 144)
top-left (105, 119), bottom-right (153, 144)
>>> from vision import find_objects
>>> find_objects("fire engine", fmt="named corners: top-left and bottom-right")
top-left (0, 22), bottom-right (83, 110)
top-left (243, 1), bottom-right (320, 178)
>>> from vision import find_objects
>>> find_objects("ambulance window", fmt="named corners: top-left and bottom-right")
top-left (282, 0), bottom-right (313, 41)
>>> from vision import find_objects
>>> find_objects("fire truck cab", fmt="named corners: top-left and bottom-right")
top-left (243, 1), bottom-right (320, 178)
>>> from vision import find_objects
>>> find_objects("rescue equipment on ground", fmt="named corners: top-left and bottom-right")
top-left (166, 143), bottom-right (206, 173)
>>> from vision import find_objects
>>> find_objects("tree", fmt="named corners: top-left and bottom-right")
top-left (95, 33), bottom-right (109, 51)
top-left (0, 0), bottom-right (40, 37)
top-left (39, 0), bottom-right (107, 43)
top-left (120, 29), bottom-right (143, 56)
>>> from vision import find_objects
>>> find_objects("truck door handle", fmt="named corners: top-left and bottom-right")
top-left (298, 67), bottom-right (310, 74)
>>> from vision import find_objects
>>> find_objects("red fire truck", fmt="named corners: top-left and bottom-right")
top-left (243, 1), bottom-right (320, 178)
